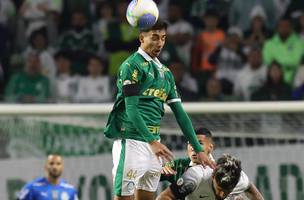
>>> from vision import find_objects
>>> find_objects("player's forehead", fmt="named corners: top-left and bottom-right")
top-left (147, 29), bottom-right (166, 37)
top-left (47, 155), bottom-right (63, 164)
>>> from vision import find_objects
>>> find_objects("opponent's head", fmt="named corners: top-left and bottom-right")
top-left (187, 127), bottom-right (214, 164)
top-left (45, 154), bottom-right (63, 180)
top-left (212, 154), bottom-right (242, 200)
top-left (139, 20), bottom-right (168, 58)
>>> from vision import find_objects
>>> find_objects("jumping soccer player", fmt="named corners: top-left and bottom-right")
top-left (104, 20), bottom-right (215, 200)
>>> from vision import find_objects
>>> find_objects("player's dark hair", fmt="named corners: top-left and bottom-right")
top-left (140, 19), bottom-right (168, 32)
top-left (195, 127), bottom-right (212, 138)
top-left (214, 154), bottom-right (242, 192)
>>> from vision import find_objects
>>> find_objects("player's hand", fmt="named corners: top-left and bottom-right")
top-left (149, 140), bottom-right (174, 162)
top-left (161, 165), bottom-right (177, 176)
top-left (197, 151), bottom-right (216, 169)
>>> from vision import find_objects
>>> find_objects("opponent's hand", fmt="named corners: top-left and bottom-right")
top-left (149, 141), bottom-right (174, 162)
top-left (197, 151), bottom-right (216, 169)
top-left (161, 165), bottom-right (177, 176)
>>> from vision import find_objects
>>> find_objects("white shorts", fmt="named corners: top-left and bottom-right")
top-left (112, 139), bottom-right (162, 196)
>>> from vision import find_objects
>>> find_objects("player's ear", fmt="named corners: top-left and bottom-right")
top-left (139, 32), bottom-right (145, 43)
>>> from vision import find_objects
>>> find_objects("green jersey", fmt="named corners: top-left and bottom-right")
top-left (160, 158), bottom-right (191, 183)
top-left (104, 48), bottom-right (180, 142)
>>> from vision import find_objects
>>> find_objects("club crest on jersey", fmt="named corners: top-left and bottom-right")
top-left (177, 178), bottom-right (184, 186)
top-left (61, 192), bottom-right (70, 200)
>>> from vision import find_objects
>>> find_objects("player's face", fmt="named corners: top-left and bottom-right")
top-left (45, 155), bottom-right (63, 179)
top-left (211, 178), bottom-right (231, 200)
top-left (187, 135), bottom-right (214, 164)
top-left (140, 29), bottom-right (166, 58)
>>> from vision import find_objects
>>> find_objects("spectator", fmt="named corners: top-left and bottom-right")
top-left (243, 5), bottom-right (272, 49)
top-left (209, 26), bottom-right (246, 95)
top-left (18, 0), bottom-right (62, 48)
top-left (5, 53), bottom-right (51, 103)
top-left (201, 76), bottom-right (227, 102)
top-left (23, 28), bottom-right (56, 88)
top-left (191, 9), bottom-right (225, 93)
top-left (234, 46), bottom-right (267, 101)
top-left (166, 1), bottom-right (194, 66)
top-left (104, 0), bottom-right (139, 77)
top-left (74, 55), bottom-right (111, 103)
top-left (190, 0), bottom-right (233, 31)
top-left (263, 16), bottom-right (304, 85)
top-left (93, 2), bottom-right (115, 60)
top-left (59, 9), bottom-right (97, 75)
top-left (54, 51), bottom-right (77, 103)
top-left (168, 60), bottom-right (199, 101)
top-left (0, 0), bottom-right (16, 25)
top-left (251, 61), bottom-right (292, 101)
top-left (229, 0), bottom-right (276, 31)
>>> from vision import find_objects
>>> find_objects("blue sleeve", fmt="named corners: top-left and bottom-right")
top-left (18, 184), bottom-right (33, 200)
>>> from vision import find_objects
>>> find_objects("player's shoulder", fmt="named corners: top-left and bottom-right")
top-left (121, 52), bottom-right (144, 68)
top-left (187, 165), bottom-right (213, 181)
top-left (59, 179), bottom-right (77, 191)
top-left (28, 177), bottom-right (47, 187)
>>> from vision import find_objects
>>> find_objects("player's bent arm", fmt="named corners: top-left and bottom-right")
top-left (245, 183), bottom-right (264, 200)
top-left (157, 165), bottom-right (204, 200)
top-left (123, 84), bottom-right (155, 142)
top-left (168, 101), bottom-right (203, 153)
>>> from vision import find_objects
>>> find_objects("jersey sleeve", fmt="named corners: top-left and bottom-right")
top-left (18, 184), bottom-right (33, 200)
top-left (170, 165), bottom-right (212, 199)
top-left (230, 171), bottom-right (250, 194)
top-left (166, 71), bottom-right (181, 104)
top-left (119, 61), bottom-right (142, 87)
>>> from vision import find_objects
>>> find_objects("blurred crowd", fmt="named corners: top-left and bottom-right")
top-left (1, 0), bottom-right (304, 103)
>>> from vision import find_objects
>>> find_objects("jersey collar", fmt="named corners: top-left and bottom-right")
top-left (137, 48), bottom-right (162, 68)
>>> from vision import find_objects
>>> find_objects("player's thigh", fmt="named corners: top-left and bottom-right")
top-left (114, 195), bottom-right (134, 200)
top-left (136, 146), bottom-right (162, 193)
top-left (112, 139), bottom-right (157, 197)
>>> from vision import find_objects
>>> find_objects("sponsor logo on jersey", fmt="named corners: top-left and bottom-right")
top-left (142, 88), bottom-right (168, 101)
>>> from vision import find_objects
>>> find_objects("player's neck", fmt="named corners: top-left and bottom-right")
top-left (139, 46), bottom-right (156, 59)
top-left (47, 176), bottom-right (60, 185)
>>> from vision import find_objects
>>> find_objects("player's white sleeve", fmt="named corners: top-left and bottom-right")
top-left (230, 171), bottom-right (250, 194)
top-left (170, 165), bottom-right (213, 199)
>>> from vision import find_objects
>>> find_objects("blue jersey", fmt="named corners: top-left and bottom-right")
top-left (18, 177), bottom-right (78, 200)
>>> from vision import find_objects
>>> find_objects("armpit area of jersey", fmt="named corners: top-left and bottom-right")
top-left (122, 83), bottom-right (140, 96)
